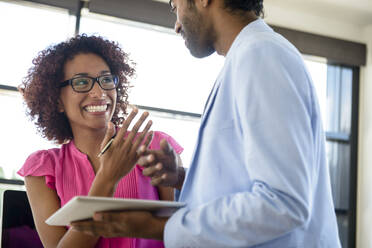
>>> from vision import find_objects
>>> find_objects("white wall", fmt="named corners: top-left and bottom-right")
top-left (264, 2), bottom-right (367, 43)
top-left (264, 2), bottom-right (366, 43)
top-left (264, 3), bottom-right (371, 247)
top-left (357, 25), bottom-right (372, 248)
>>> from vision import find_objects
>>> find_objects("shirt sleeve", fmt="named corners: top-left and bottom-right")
top-left (164, 39), bottom-right (318, 247)
top-left (17, 150), bottom-right (56, 190)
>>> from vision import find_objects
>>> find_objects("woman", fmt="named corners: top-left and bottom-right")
top-left (17, 35), bottom-right (183, 248)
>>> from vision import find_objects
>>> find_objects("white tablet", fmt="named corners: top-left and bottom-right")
top-left (46, 196), bottom-right (186, 226)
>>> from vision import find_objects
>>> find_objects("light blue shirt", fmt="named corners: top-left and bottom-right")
top-left (164, 19), bottom-right (341, 248)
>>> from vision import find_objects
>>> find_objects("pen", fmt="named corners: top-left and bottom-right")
top-left (97, 135), bottom-right (116, 158)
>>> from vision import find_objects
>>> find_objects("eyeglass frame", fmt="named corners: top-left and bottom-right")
top-left (169, 0), bottom-right (175, 12)
top-left (58, 74), bottom-right (119, 93)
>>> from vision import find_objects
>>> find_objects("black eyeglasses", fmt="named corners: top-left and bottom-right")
top-left (59, 74), bottom-right (119, 93)
top-left (169, 0), bottom-right (176, 12)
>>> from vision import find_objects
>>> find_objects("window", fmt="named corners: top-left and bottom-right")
top-left (0, 0), bottom-right (74, 180)
top-left (325, 65), bottom-right (358, 247)
top-left (0, 0), bottom-right (75, 87)
top-left (80, 13), bottom-right (224, 113)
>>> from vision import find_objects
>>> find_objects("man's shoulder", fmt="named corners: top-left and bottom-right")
top-left (237, 30), bottom-right (297, 55)
top-left (228, 29), bottom-right (301, 70)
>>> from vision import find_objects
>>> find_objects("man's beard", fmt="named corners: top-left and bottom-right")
top-left (181, 10), bottom-right (215, 58)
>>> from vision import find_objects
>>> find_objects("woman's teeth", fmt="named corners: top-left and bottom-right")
top-left (85, 105), bottom-right (108, 112)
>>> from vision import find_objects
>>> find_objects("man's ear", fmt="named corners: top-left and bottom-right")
top-left (199, 0), bottom-right (212, 8)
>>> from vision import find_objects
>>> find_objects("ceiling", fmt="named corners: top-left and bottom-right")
top-left (265, 0), bottom-right (372, 27)
top-left (156, 0), bottom-right (372, 27)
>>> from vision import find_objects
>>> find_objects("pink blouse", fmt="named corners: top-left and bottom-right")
top-left (18, 131), bottom-right (183, 248)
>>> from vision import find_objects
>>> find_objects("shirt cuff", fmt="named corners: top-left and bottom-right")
top-left (174, 167), bottom-right (187, 201)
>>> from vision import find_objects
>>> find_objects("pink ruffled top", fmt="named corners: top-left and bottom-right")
top-left (18, 131), bottom-right (183, 248)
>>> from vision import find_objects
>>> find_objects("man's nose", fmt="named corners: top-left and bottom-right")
top-left (174, 21), bottom-right (181, 34)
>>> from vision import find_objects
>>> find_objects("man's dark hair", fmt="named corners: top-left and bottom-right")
top-left (183, 0), bottom-right (264, 17)
top-left (223, 0), bottom-right (264, 17)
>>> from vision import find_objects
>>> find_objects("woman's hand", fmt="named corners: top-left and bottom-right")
top-left (97, 108), bottom-right (153, 184)
top-left (138, 139), bottom-right (185, 190)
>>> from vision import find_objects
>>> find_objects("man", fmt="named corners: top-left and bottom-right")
top-left (72, 0), bottom-right (341, 247)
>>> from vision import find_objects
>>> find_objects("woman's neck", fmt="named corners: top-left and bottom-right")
top-left (72, 128), bottom-right (106, 159)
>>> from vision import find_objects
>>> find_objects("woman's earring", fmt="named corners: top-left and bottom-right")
top-left (57, 101), bottom-right (64, 113)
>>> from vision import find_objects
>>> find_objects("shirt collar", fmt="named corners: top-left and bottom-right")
top-left (225, 18), bottom-right (273, 58)
top-left (67, 140), bottom-right (88, 159)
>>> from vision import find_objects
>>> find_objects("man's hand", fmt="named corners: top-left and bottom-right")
top-left (137, 139), bottom-right (185, 190)
top-left (71, 211), bottom-right (168, 240)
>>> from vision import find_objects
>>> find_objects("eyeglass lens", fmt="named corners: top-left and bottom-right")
top-left (71, 75), bottom-right (117, 92)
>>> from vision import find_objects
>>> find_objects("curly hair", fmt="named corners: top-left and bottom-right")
top-left (19, 35), bottom-right (135, 144)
